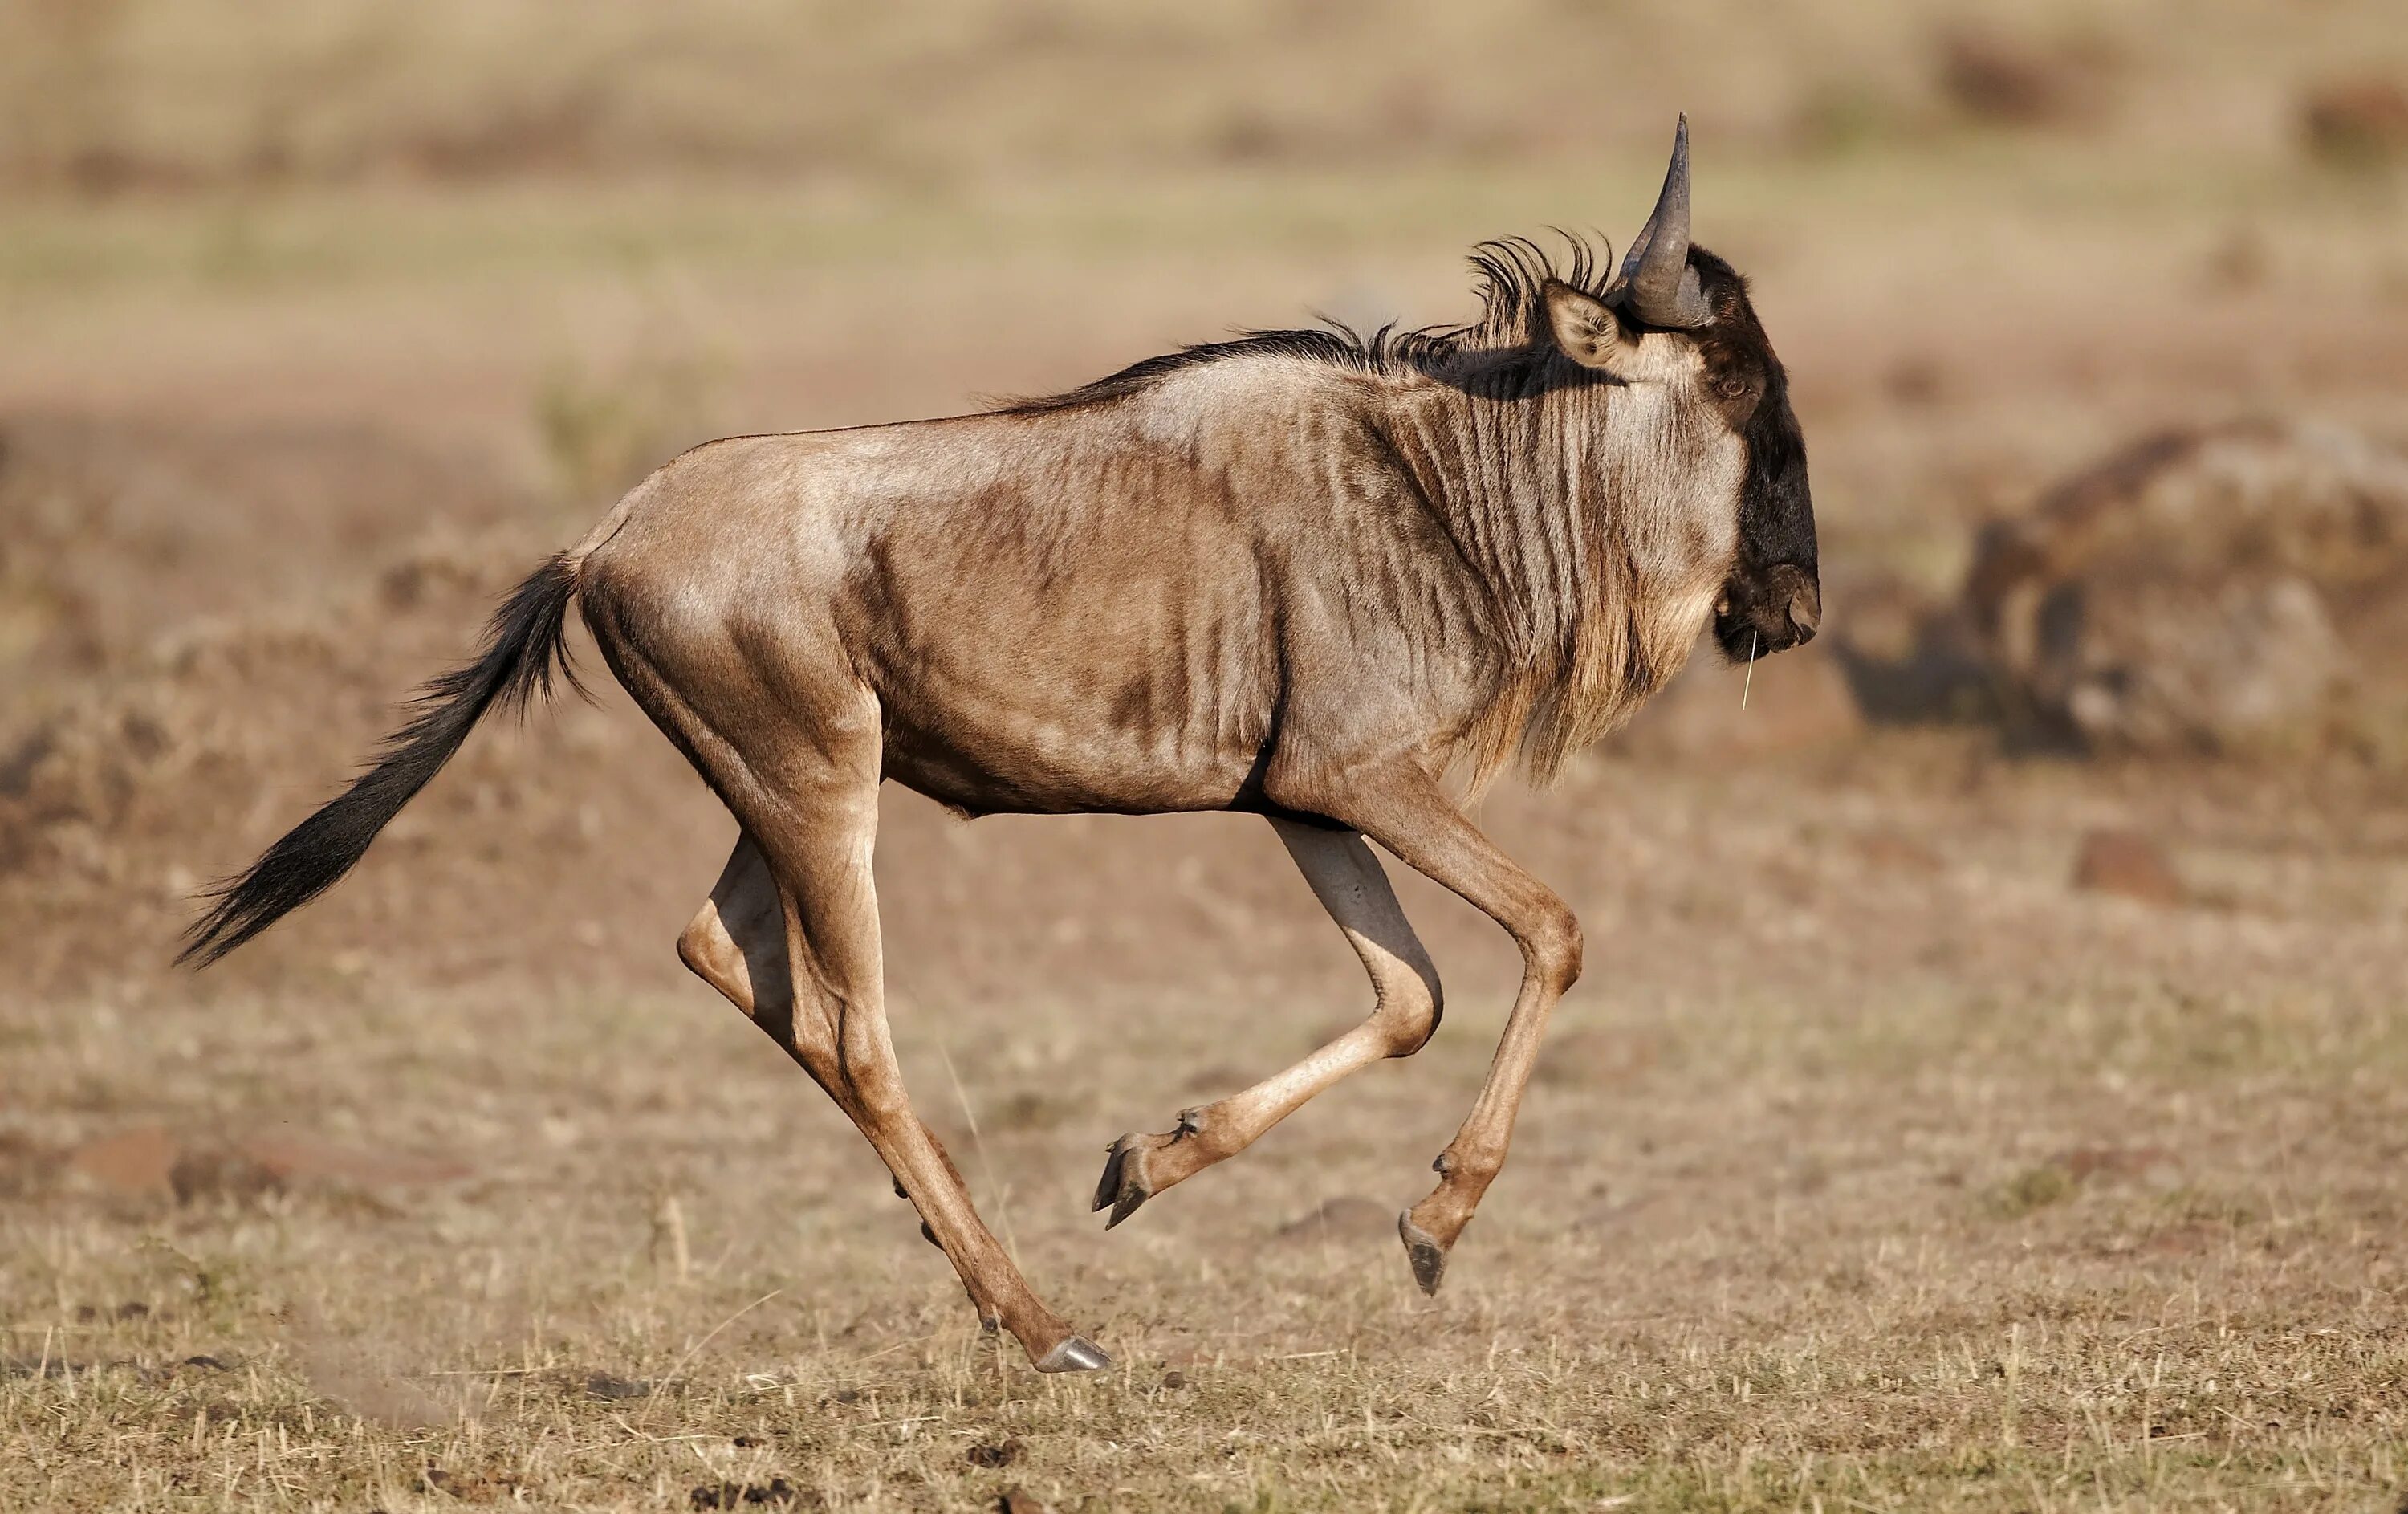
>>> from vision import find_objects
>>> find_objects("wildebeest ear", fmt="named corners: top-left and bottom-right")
top-left (1541, 279), bottom-right (1627, 370)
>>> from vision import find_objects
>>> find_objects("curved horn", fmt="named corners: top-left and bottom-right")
top-left (1613, 115), bottom-right (1710, 328)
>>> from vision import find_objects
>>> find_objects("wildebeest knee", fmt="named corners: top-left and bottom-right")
top-left (1374, 967), bottom-right (1444, 1057)
top-left (1525, 906), bottom-right (1583, 994)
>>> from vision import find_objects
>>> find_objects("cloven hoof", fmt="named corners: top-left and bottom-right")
top-left (1092, 1139), bottom-right (1152, 1229)
top-left (1035, 1335), bottom-right (1112, 1374)
top-left (1398, 1213), bottom-right (1448, 1296)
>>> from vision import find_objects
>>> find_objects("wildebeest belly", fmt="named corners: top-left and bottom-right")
top-left (872, 642), bottom-right (1275, 816)
top-left (856, 535), bottom-right (1279, 817)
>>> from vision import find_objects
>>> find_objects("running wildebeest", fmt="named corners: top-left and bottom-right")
top-left (185, 119), bottom-right (1819, 1373)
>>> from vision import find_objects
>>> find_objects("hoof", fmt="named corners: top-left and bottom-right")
top-left (1091, 1138), bottom-right (1152, 1230)
top-left (1398, 1213), bottom-right (1448, 1296)
top-left (1035, 1334), bottom-right (1112, 1374)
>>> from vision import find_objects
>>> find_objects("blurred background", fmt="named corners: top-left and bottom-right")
top-left (2, 4), bottom-right (2405, 1508)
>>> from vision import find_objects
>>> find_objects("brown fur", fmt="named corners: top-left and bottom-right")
top-left (554, 230), bottom-right (1801, 1364)
top-left (187, 135), bottom-right (1820, 1370)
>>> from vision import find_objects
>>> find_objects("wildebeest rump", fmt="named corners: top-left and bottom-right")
top-left (184, 119), bottom-right (1820, 1372)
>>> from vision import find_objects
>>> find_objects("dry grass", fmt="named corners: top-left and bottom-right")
top-left (6, 744), bottom-right (2406, 1510)
top-left (3, 5), bottom-right (2406, 1509)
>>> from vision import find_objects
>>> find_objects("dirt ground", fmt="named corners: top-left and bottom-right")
top-left (5, 6), bottom-right (2407, 1510)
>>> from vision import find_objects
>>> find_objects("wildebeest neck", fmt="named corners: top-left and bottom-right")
top-left (1361, 361), bottom-right (1741, 788)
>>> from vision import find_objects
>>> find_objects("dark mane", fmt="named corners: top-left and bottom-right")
top-left (999, 234), bottom-right (1619, 415)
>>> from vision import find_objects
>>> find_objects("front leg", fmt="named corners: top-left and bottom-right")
top-left (1288, 759), bottom-right (1582, 1294)
top-left (1094, 817), bottom-right (1442, 1227)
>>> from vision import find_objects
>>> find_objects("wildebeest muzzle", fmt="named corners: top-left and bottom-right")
top-left (1714, 562), bottom-right (1820, 660)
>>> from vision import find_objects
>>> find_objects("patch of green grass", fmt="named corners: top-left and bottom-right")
top-left (1991, 1161), bottom-right (2080, 1219)
top-left (0, 135), bottom-right (2368, 303)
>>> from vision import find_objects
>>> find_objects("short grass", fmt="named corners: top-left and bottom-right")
top-left (6, 895), bottom-right (2402, 1511)
top-left (4, 7), bottom-right (2406, 1508)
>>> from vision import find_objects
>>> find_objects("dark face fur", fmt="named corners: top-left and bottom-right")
top-left (1683, 249), bottom-right (1820, 661)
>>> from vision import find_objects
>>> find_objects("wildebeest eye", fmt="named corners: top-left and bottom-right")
top-left (1717, 376), bottom-right (1751, 399)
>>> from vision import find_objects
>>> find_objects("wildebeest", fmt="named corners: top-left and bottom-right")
top-left (185, 119), bottom-right (1819, 1373)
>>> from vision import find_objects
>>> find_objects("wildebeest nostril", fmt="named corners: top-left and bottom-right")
top-left (1787, 579), bottom-right (1822, 637)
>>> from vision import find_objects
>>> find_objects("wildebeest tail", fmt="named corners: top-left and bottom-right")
top-left (179, 554), bottom-right (584, 967)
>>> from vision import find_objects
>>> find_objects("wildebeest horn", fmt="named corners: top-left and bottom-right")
top-left (1613, 115), bottom-right (1711, 329)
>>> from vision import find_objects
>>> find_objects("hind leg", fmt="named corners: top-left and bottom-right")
top-left (589, 574), bottom-right (1100, 1370)
top-left (674, 771), bottom-right (1100, 1371)
top-left (680, 837), bottom-right (972, 1235)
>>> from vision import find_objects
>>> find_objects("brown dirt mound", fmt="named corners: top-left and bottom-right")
top-left (0, 526), bottom-right (722, 994)
top-left (0, 413), bottom-right (532, 688)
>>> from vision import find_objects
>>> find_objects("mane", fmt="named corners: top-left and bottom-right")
top-left (996, 232), bottom-right (1720, 804)
top-left (998, 234), bottom-right (1617, 414)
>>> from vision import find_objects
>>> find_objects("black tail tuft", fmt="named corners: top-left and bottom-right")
top-left (179, 555), bottom-right (584, 967)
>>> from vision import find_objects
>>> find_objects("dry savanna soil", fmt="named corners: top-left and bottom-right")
top-left (4, 6), bottom-right (2407, 1508)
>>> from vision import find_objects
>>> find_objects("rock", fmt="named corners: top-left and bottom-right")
top-left (1964, 421), bottom-right (2408, 757)
top-left (2058, 573), bottom-right (2342, 754)
top-left (2303, 75), bottom-right (2408, 167)
top-left (2072, 828), bottom-right (2185, 906)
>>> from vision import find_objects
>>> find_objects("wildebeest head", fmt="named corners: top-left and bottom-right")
top-left (1533, 118), bottom-right (1820, 664)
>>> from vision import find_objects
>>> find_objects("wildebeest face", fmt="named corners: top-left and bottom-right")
top-left (1542, 246), bottom-right (1820, 663)
top-left (1686, 249), bottom-right (1820, 661)
top-left (1543, 116), bottom-right (1820, 666)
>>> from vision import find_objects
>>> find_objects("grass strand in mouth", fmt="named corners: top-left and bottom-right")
top-left (1741, 629), bottom-right (1758, 710)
